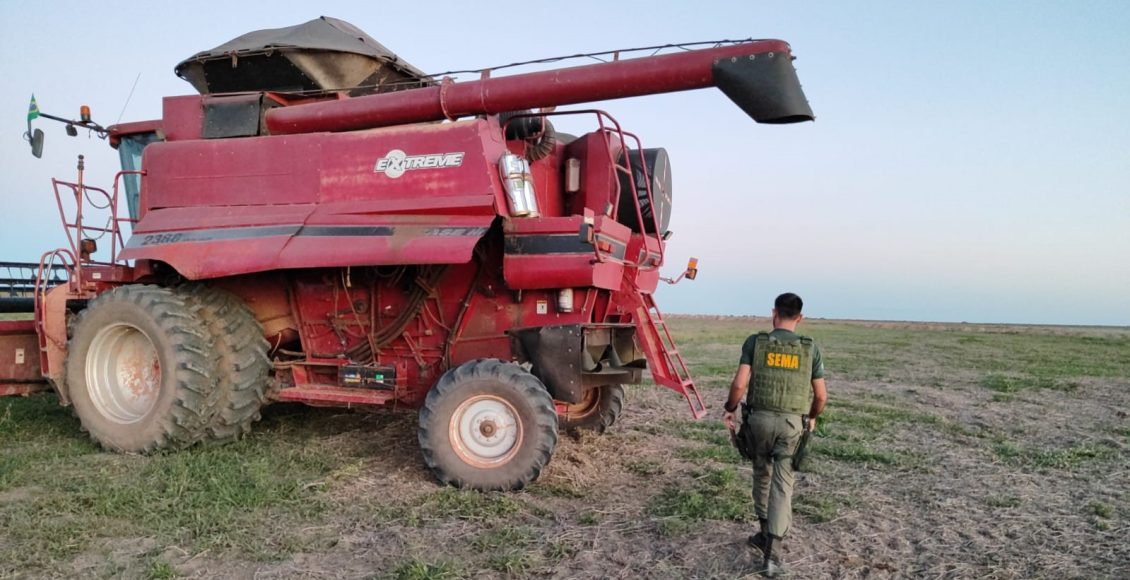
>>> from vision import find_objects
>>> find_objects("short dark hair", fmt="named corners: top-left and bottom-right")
top-left (775, 293), bottom-right (803, 319)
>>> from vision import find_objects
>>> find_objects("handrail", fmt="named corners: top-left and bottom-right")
top-left (34, 249), bottom-right (76, 355)
top-left (50, 168), bottom-right (141, 271)
top-left (504, 109), bottom-right (665, 271)
top-left (110, 170), bottom-right (143, 263)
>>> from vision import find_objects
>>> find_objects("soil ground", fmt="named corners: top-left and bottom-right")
top-left (2, 317), bottom-right (1128, 579)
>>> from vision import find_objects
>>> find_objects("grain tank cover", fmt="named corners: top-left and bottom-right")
top-left (174, 16), bottom-right (432, 96)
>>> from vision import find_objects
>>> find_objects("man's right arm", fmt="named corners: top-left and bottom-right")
top-left (723, 335), bottom-right (757, 431)
top-left (722, 364), bottom-right (751, 433)
top-left (808, 378), bottom-right (827, 431)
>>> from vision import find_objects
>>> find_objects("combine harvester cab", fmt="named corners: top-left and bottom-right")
top-left (9, 17), bottom-right (813, 490)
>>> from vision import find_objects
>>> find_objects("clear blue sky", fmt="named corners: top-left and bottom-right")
top-left (2, 0), bottom-right (1127, 325)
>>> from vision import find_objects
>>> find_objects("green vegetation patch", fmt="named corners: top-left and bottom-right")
top-left (981, 373), bottom-right (1077, 393)
top-left (392, 560), bottom-right (463, 580)
top-left (667, 317), bottom-right (1130, 390)
top-left (664, 419), bottom-right (732, 445)
top-left (0, 396), bottom-right (98, 490)
top-left (624, 458), bottom-right (665, 476)
top-left (577, 510), bottom-right (600, 525)
top-left (0, 440), bottom-right (335, 566)
top-left (527, 479), bottom-right (587, 499)
top-left (676, 444), bottom-right (744, 464)
top-left (647, 467), bottom-right (750, 535)
top-left (992, 440), bottom-right (1116, 470)
top-left (812, 441), bottom-right (907, 466)
top-left (794, 492), bottom-right (855, 523)
top-left (486, 550), bottom-right (542, 576)
top-left (1088, 500), bottom-right (1114, 519)
top-left (410, 488), bottom-right (530, 522)
top-left (0, 397), bottom-right (355, 573)
top-left (471, 525), bottom-right (535, 551)
top-left (664, 418), bottom-right (745, 465)
top-left (984, 494), bottom-right (1022, 509)
top-left (146, 558), bottom-right (178, 580)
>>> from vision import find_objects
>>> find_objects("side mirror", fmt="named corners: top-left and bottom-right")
top-left (30, 128), bottom-right (44, 158)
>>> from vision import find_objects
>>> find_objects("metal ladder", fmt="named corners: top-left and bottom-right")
top-left (635, 293), bottom-right (706, 418)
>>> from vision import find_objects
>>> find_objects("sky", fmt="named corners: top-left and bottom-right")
top-left (1, 0), bottom-right (1127, 326)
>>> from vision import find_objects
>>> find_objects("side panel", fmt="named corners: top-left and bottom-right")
top-left (119, 119), bottom-right (505, 279)
top-left (0, 320), bottom-right (46, 396)
top-left (502, 216), bottom-right (630, 290)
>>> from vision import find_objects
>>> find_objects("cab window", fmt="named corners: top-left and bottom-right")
top-left (117, 132), bottom-right (160, 220)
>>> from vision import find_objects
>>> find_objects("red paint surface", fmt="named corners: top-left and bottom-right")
top-left (19, 37), bottom-right (816, 415)
top-left (0, 320), bottom-right (46, 392)
top-left (266, 41), bottom-right (793, 134)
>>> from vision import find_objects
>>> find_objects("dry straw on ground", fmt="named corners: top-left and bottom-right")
top-left (1, 317), bottom-right (1128, 579)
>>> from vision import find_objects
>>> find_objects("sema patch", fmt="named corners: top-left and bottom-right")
top-left (765, 352), bottom-right (800, 370)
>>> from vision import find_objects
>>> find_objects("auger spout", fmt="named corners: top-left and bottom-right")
top-left (265, 39), bottom-right (813, 135)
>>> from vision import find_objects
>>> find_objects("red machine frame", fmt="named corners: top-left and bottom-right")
top-left (6, 34), bottom-right (813, 462)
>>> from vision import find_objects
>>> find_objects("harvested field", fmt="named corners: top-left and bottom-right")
top-left (1, 317), bottom-right (1128, 579)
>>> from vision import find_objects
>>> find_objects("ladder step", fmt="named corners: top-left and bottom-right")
top-left (637, 295), bottom-right (704, 418)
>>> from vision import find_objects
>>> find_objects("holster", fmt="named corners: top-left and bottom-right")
top-left (792, 414), bottom-right (811, 471)
top-left (733, 403), bottom-right (756, 461)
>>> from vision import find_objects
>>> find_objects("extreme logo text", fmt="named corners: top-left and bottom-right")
top-left (373, 149), bottom-right (465, 179)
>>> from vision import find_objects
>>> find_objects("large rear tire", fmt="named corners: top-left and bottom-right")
top-left (558, 384), bottom-right (625, 434)
top-left (181, 285), bottom-right (271, 443)
top-left (418, 359), bottom-right (558, 491)
top-left (65, 285), bottom-right (219, 452)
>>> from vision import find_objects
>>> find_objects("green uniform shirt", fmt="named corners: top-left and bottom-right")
top-left (740, 329), bottom-right (824, 380)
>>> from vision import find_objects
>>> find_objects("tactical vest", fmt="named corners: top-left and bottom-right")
top-left (746, 332), bottom-right (814, 415)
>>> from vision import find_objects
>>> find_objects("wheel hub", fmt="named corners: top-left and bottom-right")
top-left (85, 323), bottom-right (161, 424)
top-left (563, 387), bottom-right (600, 419)
top-left (450, 395), bottom-right (523, 467)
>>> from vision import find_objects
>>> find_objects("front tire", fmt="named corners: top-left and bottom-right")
top-left (65, 285), bottom-right (219, 452)
top-left (418, 359), bottom-right (558, 491)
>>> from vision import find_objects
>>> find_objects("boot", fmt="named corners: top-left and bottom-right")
top-left (760, 535), bottom-right (784, 578)
top-left (748, 518), bottom-right (769, 553)
top-left (750, 515), bottom-right (768, 551)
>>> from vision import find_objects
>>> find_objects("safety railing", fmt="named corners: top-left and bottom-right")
top-left (49, 160), bottom-right (141, 288)
top-left (503, 110), bottom-right (666, 270)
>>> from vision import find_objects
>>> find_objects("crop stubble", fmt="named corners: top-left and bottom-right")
top-left (1, 317), bottom-right (1127, 579)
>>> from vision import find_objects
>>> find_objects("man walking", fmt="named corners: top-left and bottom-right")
top-left (723, 292), bottom-right (827, 577)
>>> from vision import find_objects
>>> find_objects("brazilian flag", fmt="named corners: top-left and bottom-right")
top-left (27, 95), bottom-right (39, 121)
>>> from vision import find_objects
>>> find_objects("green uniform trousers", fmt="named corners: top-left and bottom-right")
top-left (747, 409), bottom-right (804, 538)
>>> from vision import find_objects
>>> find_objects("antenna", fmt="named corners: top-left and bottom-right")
top-left (115, 72), bottom-right (142, 125)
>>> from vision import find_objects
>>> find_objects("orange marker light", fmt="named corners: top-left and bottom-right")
top-left (80, 105), bottom-right (91, 123)
top-left (79, 238), bottom-right (97, 259)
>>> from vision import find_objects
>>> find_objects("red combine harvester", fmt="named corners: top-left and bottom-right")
top-left (4, 18), bottom-right (812, 490)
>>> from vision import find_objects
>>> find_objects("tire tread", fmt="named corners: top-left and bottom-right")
top-left (418, 358), bottom-right (558, 491)
top-left (180, 284), bottom-right (271, 443)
